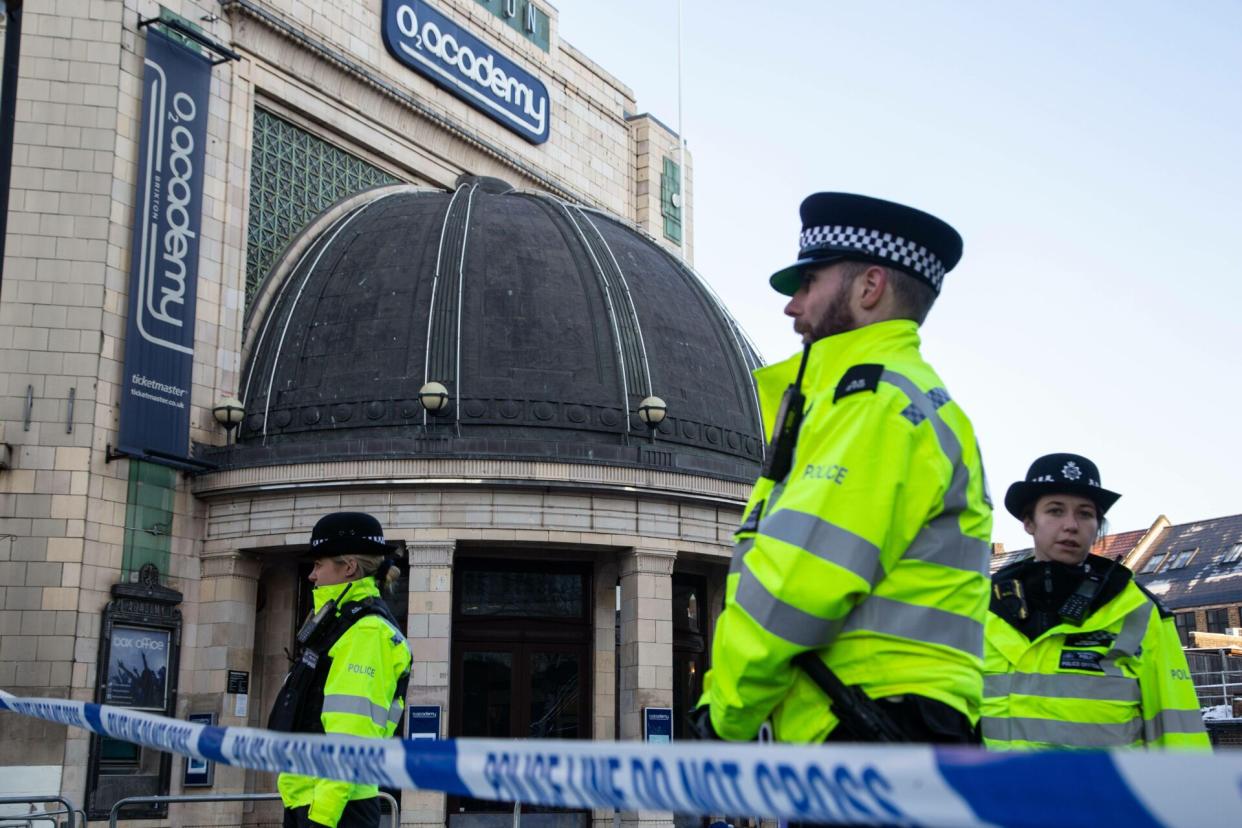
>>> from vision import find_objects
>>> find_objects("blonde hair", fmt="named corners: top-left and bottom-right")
top-left (332, 553), bottom-right (400, 596)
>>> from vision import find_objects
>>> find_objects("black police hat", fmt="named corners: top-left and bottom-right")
top-left (770, 193), bottom-right (964, 297)
top-left (307, 511), bottom-right (390, 558)
top-left (1003, 453), bottom-right (1121, 520)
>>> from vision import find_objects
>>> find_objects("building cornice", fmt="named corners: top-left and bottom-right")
top-left (191, 456), bottom-right (752, 507)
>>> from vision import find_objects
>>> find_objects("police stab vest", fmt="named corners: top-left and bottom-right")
top-left (267, 596), bottom-right (405, 734)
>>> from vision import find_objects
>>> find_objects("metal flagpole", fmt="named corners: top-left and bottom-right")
top-left (677, 0), bottom-right (686, 262)
top-left (0, 0), bottom-right (26, 293)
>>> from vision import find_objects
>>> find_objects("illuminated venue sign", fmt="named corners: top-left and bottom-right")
top-left (382, 0), bottom-right (551, 144)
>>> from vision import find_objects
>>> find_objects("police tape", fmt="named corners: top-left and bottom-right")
top-left (1, 690), bottom-right (1239, 828)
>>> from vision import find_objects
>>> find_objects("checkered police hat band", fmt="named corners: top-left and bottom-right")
top-left (312, 534), bottom-right (385, 546)
top-left (800, 225), bottom-right (946, 290)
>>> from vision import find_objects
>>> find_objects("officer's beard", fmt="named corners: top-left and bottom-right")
top-left (808, 277), bottom-right (859, 342)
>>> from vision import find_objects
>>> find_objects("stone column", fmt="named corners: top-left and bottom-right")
top-left (591, 556), bottom-right (619, 828)
top-left (618, 548), bottom-right (675, 828)
top-left (187, 549), bottom-right (260, 826)
top-left (402, 541), bottom-right (454, 827)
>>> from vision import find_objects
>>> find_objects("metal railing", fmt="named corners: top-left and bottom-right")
top-left (109, 790), bottom-right (400, 827)
top-left (0, 795), bottom-right (81, 828)
top-left (1186, 648), bottom-right (1242, 710)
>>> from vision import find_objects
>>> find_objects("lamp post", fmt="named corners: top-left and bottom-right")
top-left (637, 395), bottom-right (667, 443)
top-left (212, 396), bottom-right (244, 444)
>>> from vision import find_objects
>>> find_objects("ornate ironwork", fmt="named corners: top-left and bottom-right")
top-left (245, 108), bottom-right (399, 305)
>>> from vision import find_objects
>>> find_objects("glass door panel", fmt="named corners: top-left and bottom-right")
top-left (460, 650), bottom-right (515, 738)
top-left (450, 560), bottom-right (592, 828)
top-left (528, 650), bottom-right (581, 739)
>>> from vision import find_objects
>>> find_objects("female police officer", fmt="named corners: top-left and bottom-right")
top-left (982, 454), bottom-right (1208, 749)
top-left (268, 512), bottom-right (413, 827)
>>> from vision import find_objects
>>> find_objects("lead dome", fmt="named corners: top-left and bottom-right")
top-left (215, 180), bottom-right (764, 481)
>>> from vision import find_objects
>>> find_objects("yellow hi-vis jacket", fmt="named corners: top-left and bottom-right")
top-left (701, 320), bottom-right (993, 742)
top-left (983, 575), bottom-right (1210, 750)
top-left (278, 578), bottom-right (413, 826)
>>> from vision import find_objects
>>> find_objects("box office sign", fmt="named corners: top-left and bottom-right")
top-left (117, 28), bottom-right (212, 466)
top-left (105, 625), bottom-right (172, 710)
top-left (382, 0), bottom-right (551, 144)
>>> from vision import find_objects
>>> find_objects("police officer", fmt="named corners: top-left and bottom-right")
top-left (269, 512), bottom-right (413, 827)
top-left (983, 454), bottom-right (1209, 749)
top-left (697, 193), bottom-right (992, 743)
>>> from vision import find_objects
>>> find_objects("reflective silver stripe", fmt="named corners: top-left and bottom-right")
top-left (981, 715), bottom-right (1142, 747)
top-left (842, 595), bottom-right (983, 657)
top-left (1144, 708), bottom-right (1206, 741)
top-left (729, 537), bottom-right (755, 575)
top-left (881, 371), bottom-right (963, 469)
top-left (985, 672), bottom-right (1141, 703)
top-left (734, 566), bottom-right (843, 648)
top-left (905, 514), bottom-right (991, 573)
top-left (755, 509), bottom-right (884, 586)
top-left (880, 370), bottom-right (988, 578)
top-left (387, 699), bottom-right (404, 726)
top-left (1102, 604), bottom-right (1151, 677)
top-left (322, 694), bottom-right (388, 728)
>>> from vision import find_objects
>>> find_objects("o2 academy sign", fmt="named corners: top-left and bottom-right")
top-left (382, 0), bottom-right (550, 144)
top-left (117, 28), bottom-right (212, 466)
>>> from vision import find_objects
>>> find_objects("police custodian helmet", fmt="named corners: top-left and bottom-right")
top-left (307, 511), bottom-right (390, 558)
top-left (1003, 453), bottom-right (1122, 520)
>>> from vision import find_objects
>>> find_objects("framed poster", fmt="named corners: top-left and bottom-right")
top-left (104, 625), bottom-right (171, 709)
top-left (182, 713), bottom-right (216, 787)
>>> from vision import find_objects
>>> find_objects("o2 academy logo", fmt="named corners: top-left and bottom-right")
top-left (382, 0), bottom-right (551, 144)
top-left (136, 61), bottom-right (201, 355)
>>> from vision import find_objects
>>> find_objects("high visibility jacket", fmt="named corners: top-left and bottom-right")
top-left (278, 578), bottom-right (413, 826)
top-left (701, 320), bottom-right (993, 742)
top-left (983, 568), bottom-right (1210, 750)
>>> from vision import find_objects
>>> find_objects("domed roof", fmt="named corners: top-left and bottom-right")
top-left (225, 180), bottom-right (764, 482)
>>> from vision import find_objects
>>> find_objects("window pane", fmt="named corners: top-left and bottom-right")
top-left (1169, 549), bottom-right (1196, 570)
top-left (460, 570), bottom-right (583, 618)
top-left (1140, 552), bottom-right (1168, 574)
top-left (528, 652), bottom-right (580, 739)
top-left (672, 578), bottom-right (701, 633)
top-left (1206, 609), bottom-right (1230, 633)
top-left (1175, 612), bottom-right (1195, 646)
top-left (673, 651), bottom-right (704, 741)
top-left (461, 652), bottom-right (513, 737)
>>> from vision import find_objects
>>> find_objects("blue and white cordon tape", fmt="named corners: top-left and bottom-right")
top-left (2, 690), bottom-right (1239, 828)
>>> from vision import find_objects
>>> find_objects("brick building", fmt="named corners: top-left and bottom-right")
top-left (0, 3), bottom-right (754, 827)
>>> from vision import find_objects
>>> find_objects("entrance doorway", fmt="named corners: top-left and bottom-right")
top-left (449, 558), bottom-right (592, 828)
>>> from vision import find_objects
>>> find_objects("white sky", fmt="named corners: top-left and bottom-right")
top-left (550, 0), bottom-right (1242, 549)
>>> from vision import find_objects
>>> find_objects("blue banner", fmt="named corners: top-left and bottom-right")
top-left (2, 691), bottom-right (1240, 827)
top-left (117, 28), bottom-right (212, 465)
top-left (382, 0), bottom-right (551, 144)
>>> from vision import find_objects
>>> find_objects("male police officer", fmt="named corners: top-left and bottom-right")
top-left (698, 193), bottom-right (992, 743)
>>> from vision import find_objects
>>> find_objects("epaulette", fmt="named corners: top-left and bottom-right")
top-left (834, 364), bottom-right (884, 402)
top-left (1134, 581), bottom-right (1175, 619)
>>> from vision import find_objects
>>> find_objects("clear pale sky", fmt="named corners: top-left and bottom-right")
top-left (551, 0), bottom-right (1242, 549)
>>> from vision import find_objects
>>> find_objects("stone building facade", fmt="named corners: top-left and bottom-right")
top-left (0, 2), bottom-right (747, 827)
